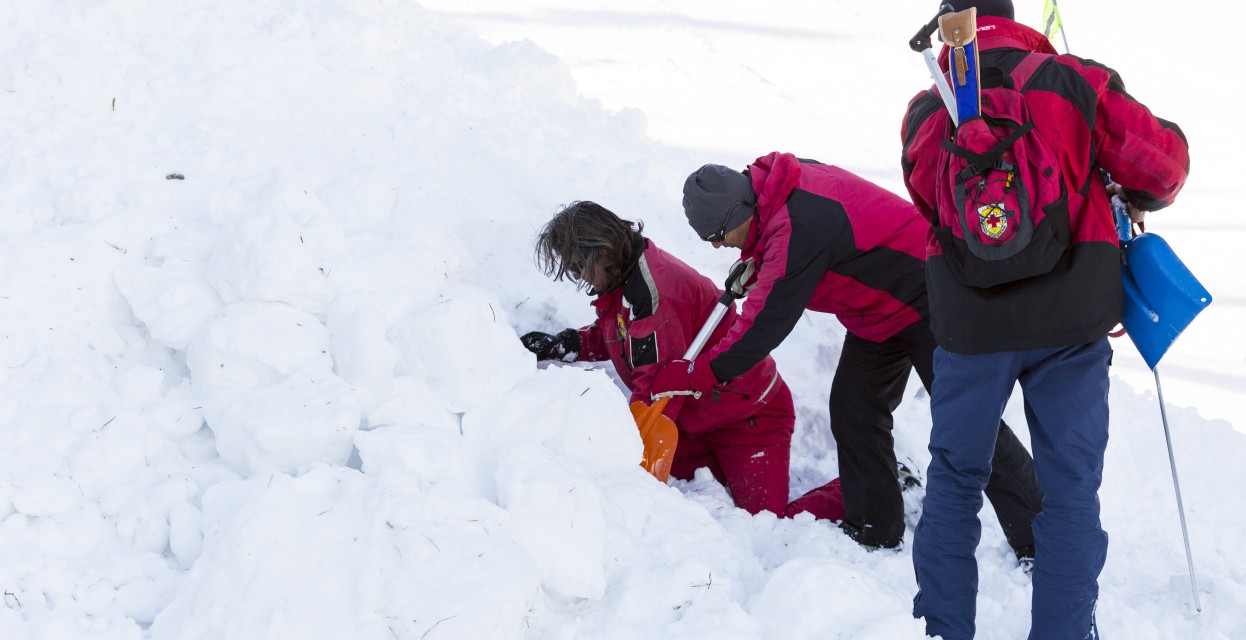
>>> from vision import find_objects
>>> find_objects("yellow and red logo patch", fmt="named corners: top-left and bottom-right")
top-left (978, 203), bottom-right (1009, 239)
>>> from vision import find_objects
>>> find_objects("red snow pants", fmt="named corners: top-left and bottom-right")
top-left (669, 380), bottom-right (844, 521)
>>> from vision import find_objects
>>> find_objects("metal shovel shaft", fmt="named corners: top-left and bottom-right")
top-left (1154, 368), bottom-right (1202, 612)
top-left (684, 301), bottom-right (730, 361)
top-left (922, 49), bottom-right (960, 124)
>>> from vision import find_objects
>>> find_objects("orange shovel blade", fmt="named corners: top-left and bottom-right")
top-left (630, 398), bottom-right (679, 483)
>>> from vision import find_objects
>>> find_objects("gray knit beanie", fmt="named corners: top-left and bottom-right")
top-left (682, 164), bottom-right (756, 241)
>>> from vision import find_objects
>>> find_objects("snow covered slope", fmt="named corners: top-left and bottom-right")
top-left (0, 1), bottom-right (1241, 639)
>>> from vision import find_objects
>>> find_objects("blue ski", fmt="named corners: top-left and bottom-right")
top-left (940, 8), bottom-right (980, 122)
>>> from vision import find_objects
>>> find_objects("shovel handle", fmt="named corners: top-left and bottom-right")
top-left (910, 4), bottom-right (954, 52)
top-left (1112, 196), bottom-right (1134, 244)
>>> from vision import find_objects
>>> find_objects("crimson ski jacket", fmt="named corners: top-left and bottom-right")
top-left (901, 17), bottom-right (1190, 354)
top-left (704, 152), bottom-right (930, 383)
top-left (576, 238), bottom-right (783, 436)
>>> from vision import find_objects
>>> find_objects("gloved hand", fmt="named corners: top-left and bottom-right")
top-left (520, 328), bottom-right (581, 362)
top-left (650, 355), bottom-right (719, 401)
top-left (1107, 182), bottom-right (1147, 231)
top-left (726, 258), bottom-right (758, 298)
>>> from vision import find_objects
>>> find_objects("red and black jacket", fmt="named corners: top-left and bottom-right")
top-left (576, 238), bottom-right (783, 435)
top-left (901, 17), bottom-right (1190, 354)
top-left (705, 152), bottom-right (930, 382)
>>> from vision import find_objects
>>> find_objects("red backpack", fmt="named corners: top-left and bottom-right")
top-left (934, 54), bottom-right (1078, 289)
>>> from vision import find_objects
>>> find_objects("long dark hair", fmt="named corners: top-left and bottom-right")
top-left (534, 201), bottom-right (644, 292)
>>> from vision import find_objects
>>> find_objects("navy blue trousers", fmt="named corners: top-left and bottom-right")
top-left (913, 338), bottom-right (1111, 640)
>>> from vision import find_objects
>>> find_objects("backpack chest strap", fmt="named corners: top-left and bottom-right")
top-left (942, 120), bottom-right (1035, 182)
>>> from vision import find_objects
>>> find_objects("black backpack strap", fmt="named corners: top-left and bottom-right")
top-left (943, 121), bottom-right (1035, 181)
top-left (1010, 53), bottom-right (1052, 92)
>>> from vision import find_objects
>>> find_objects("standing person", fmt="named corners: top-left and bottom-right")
top-left (900, 1), bottom-right (1190, 638)
top-left (651, 152), bottom-right (1043, 555)
top-left (521, 200), bottom-right (844, 521)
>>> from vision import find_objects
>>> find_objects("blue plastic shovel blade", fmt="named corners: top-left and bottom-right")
top-left (1120, 232), bottom-right (1213, 369)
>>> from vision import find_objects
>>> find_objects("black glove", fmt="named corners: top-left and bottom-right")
top-left (520, 328), bottom-right (581, 362)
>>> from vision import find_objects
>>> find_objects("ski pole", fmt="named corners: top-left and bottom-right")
top-left (1153, 367), bottom-right (1203, 612)
top-left (909, 4), bottom-right (959, 124)
top-left (1043, 0), bottom-right (1071, 54)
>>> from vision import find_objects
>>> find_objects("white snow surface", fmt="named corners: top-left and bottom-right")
top-left (0, 1), bottom-right (1242, 639)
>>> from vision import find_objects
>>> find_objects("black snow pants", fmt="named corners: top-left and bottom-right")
top-left (830, 320), bottom-right (1042, 555)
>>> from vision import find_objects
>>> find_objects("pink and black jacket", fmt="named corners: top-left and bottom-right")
top-left (901, 17), bottom-right (1190, 354)
top-left (576, 238), bottom-right (783, 435)
top-left (704, 152), bottom-right (930, 382)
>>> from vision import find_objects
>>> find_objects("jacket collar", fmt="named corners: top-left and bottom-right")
top-left (743, 152), bottom-right (802, 254)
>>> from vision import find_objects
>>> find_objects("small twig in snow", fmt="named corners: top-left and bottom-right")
top-left (421, 616), bottom-right (456, 639)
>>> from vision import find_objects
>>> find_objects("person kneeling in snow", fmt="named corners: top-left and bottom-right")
top-left (521, 200), bottom-right (842, 520)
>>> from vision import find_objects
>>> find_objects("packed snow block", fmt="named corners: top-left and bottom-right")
top-left (461, 365), bottom-right (641, 474)
top-left (113, 260), bottom-right (223, 350)
top-left (320, 170), bottom-right (403, 235)
top-left (748, 559), bottom-right (926, 640)
top-left (67, 410), bottom-right (150, 499)
top-left (497, 445), bottom-right (608, 600)
top-left (168, 501), bottom-right (205, 569)
top-left (29, 507), bottom-right (111, 560)
top-left (201, 371), bottom-right (361, 476)
top-left (327, 304), bottom-right (396, 415)
top-left (114, 364), bottom-right (168, 406)
top-left (147, 383), bottom-right (207, 440)
top-left (393, 285), bottom-right (532, 413)
top-left (186, 301), bottom-right (362, 474)
top-left (187, 301), bottom-right (336, 396)
top-left (582, 547), bottom-right (761, 637)
top-left (205, 202), bottom-right (339, 316)
top-left (650, 560), bottom-right (759, 640)
top-left (10, 473), bottom-right (82, 518)
top-left (355, 425), bottom-right (494, 501)
top-left (0, 225), bottom-right (133, 337)
top-left (322, 230), bottom-right (473, 319)
top-left (152, 468), bottom-right (541, 640)
top-left (366, 375), bottom-right (460, 432)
